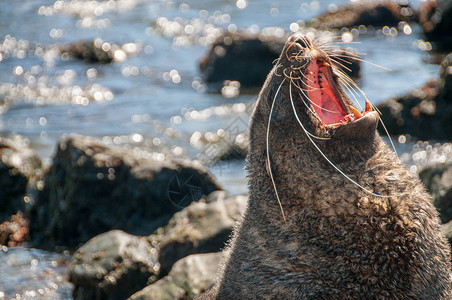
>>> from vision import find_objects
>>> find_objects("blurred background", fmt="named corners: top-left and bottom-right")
top-left (0, 0), bottom-right (451, 299)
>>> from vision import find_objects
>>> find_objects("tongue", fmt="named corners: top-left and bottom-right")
top-left (306, 61), bottom-right (348, 125)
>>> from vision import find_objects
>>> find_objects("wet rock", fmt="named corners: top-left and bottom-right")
top-left (199, 32), bottom-right (284, 90)
top-left (0, 135), bottom-right (42, 222)
top-left (307, 0), bottom-right (415, 30)
top-left (202, 133), bottom-right (249, 163)
top-left (438, 52), bottom-right (452, 101)
top-left (149, 194), bottom-right (247, 276)
top-left (0, 212), bottom-right (29, 246)
top-left (69, 230), bottom-right (159, 300)
top-left (200, 32), bottom-right (361, 91)
top-left (60, 41), bottom-right (114, 63)
top-left (30, 134), bottom-right (221, 249)
top-left (215, 142), bottom-right (248, 161)
top-left (419, 0), bottom-right (452, 51)
top-left (129, 252), bottom-right (222, 300)
top-left (419, 163), bottom-right (452, 224)
top-left (60, 40), bottom-right (138, 63)
top-left (377, 53), bottom-right (452, 140)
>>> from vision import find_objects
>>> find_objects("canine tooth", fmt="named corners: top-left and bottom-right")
top-left (365, 100), bottom-right (372, 112)
top-left (350, 106), bottom-right (362, 119)
top-left (321, 61), bottom-right (331, 67)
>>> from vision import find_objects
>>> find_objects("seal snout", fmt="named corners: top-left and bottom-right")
top-left (283, 34), bottom-right (313, 60)
top-left (287, 34), bottom-right (313, 49)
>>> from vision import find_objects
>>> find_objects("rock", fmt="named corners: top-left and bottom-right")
top-left (215, 143), bottom-right (248, 161)
top-left (149, 194), bottom-right (247, 276)
top-left (129, 252), bottom-right (222, 300)
top-left (200, 133), bottom-right (249, 163)
top-left (60, 41), bottom-right (114, 63)
top-left (307, 0), bottom-right (415, 30)
top-left (419, 163), bottom-right (452, 224)
top-left (0, 212), bottom-right (29, 246)
top-left (438, 52), bottom-right (452, 101)
top-left (69, 230), bottom-right (160, 300)
top-left (199, 32), bottom-right (361, 91)
top-left (60, 40), bottom-right (139, 63)
top-left (419, 0), bottom-right (452, 51)
top-left (377, 53), bottom-right (452, 140)
top-left (199, 32), bottom-right (284, 90)
top-left (30, 134), bottom-right (221, 249)
top-left (0, 135), bottom-right (42, 222)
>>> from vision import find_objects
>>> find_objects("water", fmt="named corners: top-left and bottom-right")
top-left (0, 0), bottom-right (442, 298)
top-left (0, 247), bottom-right (72, 299)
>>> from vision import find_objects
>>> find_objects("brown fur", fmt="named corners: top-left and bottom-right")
top-left (199, 34), bottom-right (452, 299)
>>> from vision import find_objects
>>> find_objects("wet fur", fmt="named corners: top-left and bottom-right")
top-left (199, 34), bottom-right (451, 299)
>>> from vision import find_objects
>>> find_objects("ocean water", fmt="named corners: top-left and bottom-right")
top-left (0, 0), bottom-right (441, 298)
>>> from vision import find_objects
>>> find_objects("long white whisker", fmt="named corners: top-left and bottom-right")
top-left (267, 77), bottom-right (287, 222)
top-left (317, 36), bottom-right (399, 157)
top-left (289, 77), bottom-right (331, 141)
top-left (289, 78), bottom-right (402, 198)
top-left (294, 78), bottom-right (339, 114)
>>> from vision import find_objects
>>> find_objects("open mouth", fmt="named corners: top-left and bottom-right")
top-left (305, 59), bottom-right (372, 126)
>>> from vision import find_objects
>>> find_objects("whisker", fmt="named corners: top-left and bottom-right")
top-left (290, 81), bottom-right (402, 198)
top-left (315, 35), bottom-right (399, 157)
top-left (289, 77), bottom-right (331, 141)
top-left (336, 41), bottom-right (362, 44)
top-left (329, 58), bottom-right (353, 73)
top-left (294, 77), bottom-right (340, 114)
top-left (336, 72), bottom-right (399, 157)
top-left (348, 56), bottom-right (391, 71)
top-left (267, 77), bottom-right (287, 222)
top-left (338, 77), bottom-right (363, 111)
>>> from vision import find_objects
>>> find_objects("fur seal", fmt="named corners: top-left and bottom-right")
top-left (199, 34), bottom-right (452, 299)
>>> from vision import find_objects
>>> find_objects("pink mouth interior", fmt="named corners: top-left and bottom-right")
top-left (305, 60), bottom-right (350, 126)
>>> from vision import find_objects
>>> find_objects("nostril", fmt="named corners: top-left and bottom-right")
top-left (288, 34), bottom-right (312, 49)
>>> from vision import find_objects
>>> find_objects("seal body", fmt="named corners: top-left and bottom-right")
top-left (199, 34), bottom-right (452, 299)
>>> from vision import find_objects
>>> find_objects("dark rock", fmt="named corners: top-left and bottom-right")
top-left (60, 40), bottom-right (138, 64)
top-left (438, 52), bottom-right (452, 101)
top-left (60, 41), bottom-right (114, 63)
top-left (129, 252), bottom-right (222, 300)
top-left (204, 133), bottom-right (249, 162)
top-left (0, 135), bottom-right (42, 222)
top-left (307, 0), bottom-right (415, 30)
top-left (216, 142), bottom-right (248, 161)
top-left (377, 53), bottom-right (452, 140)
top-left (30, 134), bottom-right (221, 249)
top-left (199, 32), bottom-right (284, 90)
top-left (419, 163), bottom-right (452, 224)
top-left (419, 0), bottom-right (452, 51)
top-left (199, 32), bottom-right (361, 91)
top-left (0, 212), bottom-right (29, 246)
top-left (69, 230), bottom-right (160, 300)
top-left (149, 194), bottom-right (247, 276)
